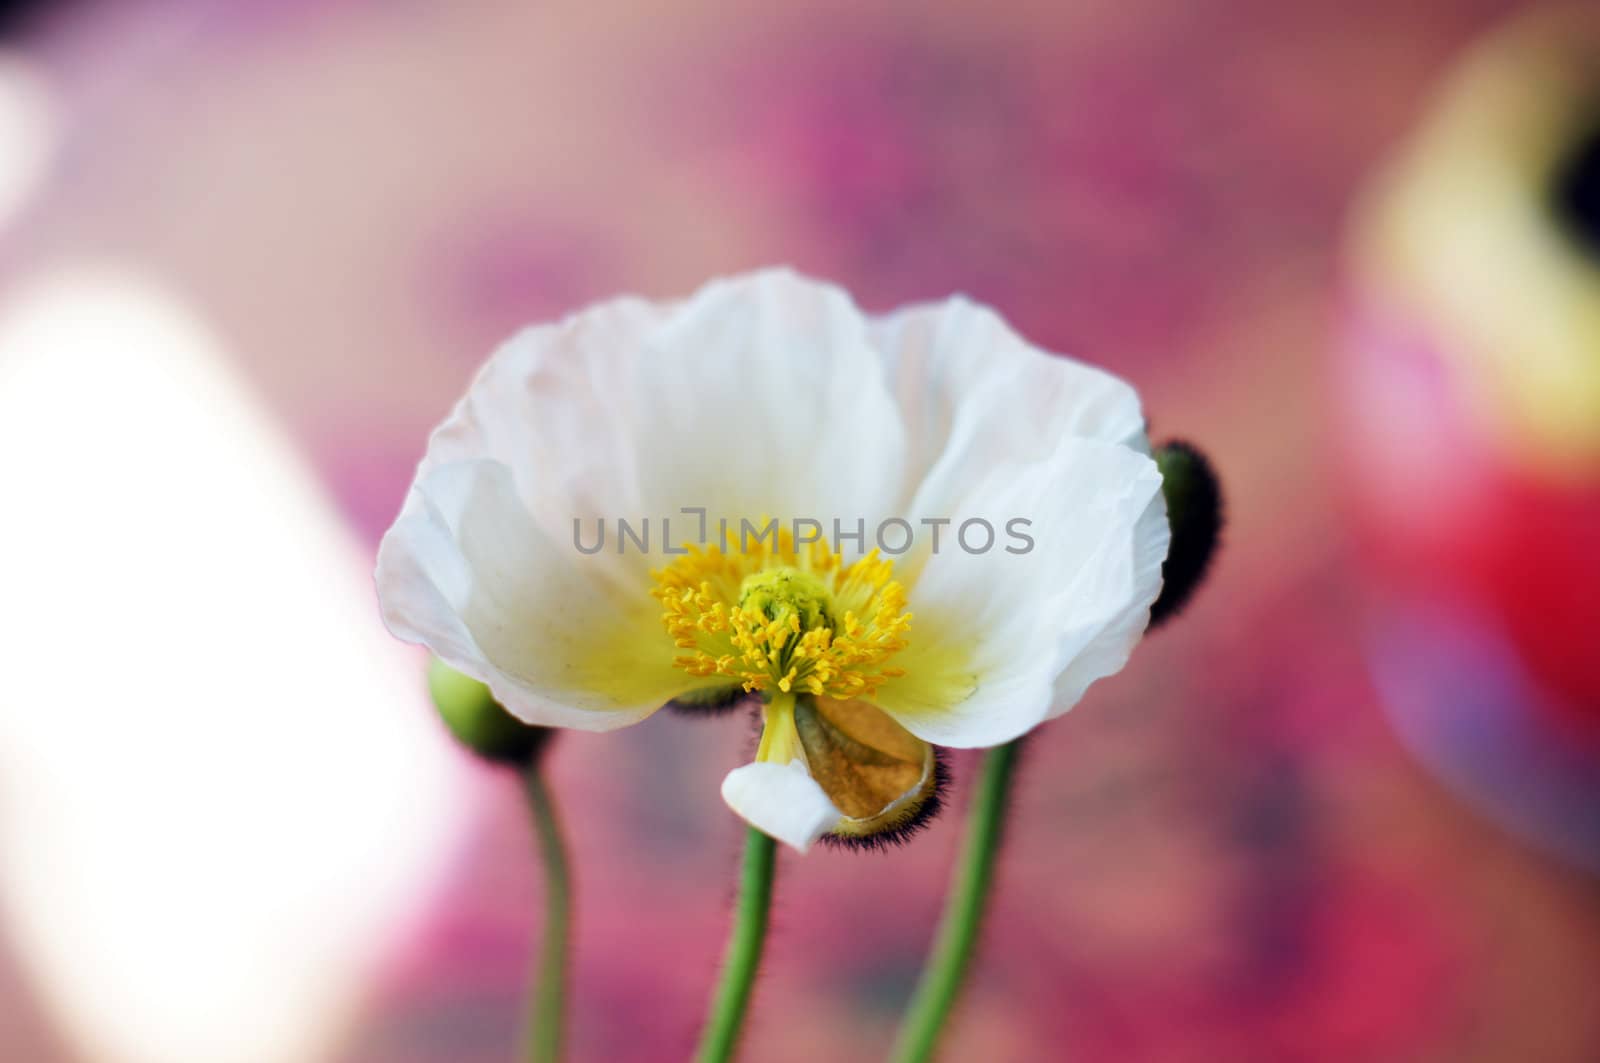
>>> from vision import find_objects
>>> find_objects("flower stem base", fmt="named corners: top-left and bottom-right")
top-left (694, 826), bottom-right (778, 1063)
top-left (888, 740), bottom-right (1021, 1063)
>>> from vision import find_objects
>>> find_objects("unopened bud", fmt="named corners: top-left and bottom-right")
top-left (428, 658), bottom-right (552, 765)
top-left (1150, 440), bottom-right (1222, 628)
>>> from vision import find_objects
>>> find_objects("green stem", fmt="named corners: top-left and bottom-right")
top-left (888, 740), bottom-right (1021, 1063)
top-left (694, 827), bottom-right (779, 1063)
top-left (521, 764), bottom-right (572, 1063)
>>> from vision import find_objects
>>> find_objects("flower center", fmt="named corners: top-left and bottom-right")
top-left (651, 528), bottom-right (912, 699)
top-left (738, 567), bottom-right (834, 636)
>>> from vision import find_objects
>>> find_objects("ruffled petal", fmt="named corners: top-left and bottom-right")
top-left (377, 459), bottom-right (715, 729)
top-left (863, 292), bottom-right (1166, 748)
top-left (379, 269), bottom-right (1167, 752)
top-left (870, 295), bottom-right (1150, 522)
top-left (379, 270), bottom-right (916, 728)
top-left (875, 438), bottom-right (1169, 748)
top-left (418, 267), bottom-right (910, 541)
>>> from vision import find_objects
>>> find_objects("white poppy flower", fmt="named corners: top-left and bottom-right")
top-left (377, 269), bottom-right (1169, 852)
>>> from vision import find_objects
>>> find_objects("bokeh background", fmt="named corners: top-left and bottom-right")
top-left (2, 1), bottom-right (1598, 1061)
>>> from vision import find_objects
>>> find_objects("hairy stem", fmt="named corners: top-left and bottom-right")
top-left (695, 827), bottom-right (779, 1063)
top-left (522, 764), bottom-right (572, 1063)
top-left (888, 740), bottom-right (1020, 1063)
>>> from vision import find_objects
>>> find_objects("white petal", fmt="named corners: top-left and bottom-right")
top-left (1049, 473), bottom-right (1171, 713)
top-left (379, 269), bottom-right (916, 727)
top-left (870, 295), bottom-right (1150, 522)
top-left (720, 761), bottom-right (843, 853)
top-left (377, 458), bottom-right (700, 730)
top-left (877, 438), bottom-right (1169, 748)
top-left (862, 296), bottom-right (1164, 747)
top-left (380, 269), bottom-right (1167, 744)
top-left (419, 267), bottom-right (909, 539)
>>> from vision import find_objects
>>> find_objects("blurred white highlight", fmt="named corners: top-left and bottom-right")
top-left (0, 269), bottom-right (469, 1063)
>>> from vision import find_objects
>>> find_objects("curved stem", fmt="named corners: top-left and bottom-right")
top-left (888, 740), bottom-right (1021, 1063)
top-left (521, 764), bottom-right (572, 1063)
top-left (694, 826), bottom-right (779, 1063)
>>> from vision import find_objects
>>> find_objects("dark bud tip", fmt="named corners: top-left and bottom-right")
top-left (427, 658), bottom-right (553, 766)
top-left (1149, 440), bottom-right (1223, 629)
top-left (664, 685), bottom-right (751, 718)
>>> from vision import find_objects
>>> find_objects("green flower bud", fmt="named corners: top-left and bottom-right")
top-left (428, 658), bottom-right (552, 765)
top-left (1150, 440), bottom-right (1223, 628)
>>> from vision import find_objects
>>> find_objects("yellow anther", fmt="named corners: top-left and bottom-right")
top-left (650, 530), bottom-right (912, 702)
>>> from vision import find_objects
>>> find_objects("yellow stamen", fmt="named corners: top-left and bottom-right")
top-left (650, 525), bottom-right (912, 701)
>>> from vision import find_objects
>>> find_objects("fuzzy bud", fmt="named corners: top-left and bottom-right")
top-left (1150, 440), bottom-right (1223, 628)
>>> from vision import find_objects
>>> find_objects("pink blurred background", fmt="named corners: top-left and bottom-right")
top-left (3, 2), bottom-right (1598, 1061)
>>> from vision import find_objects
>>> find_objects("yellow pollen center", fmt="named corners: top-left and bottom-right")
top-left (651, 529), bottom-right (912, 700)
